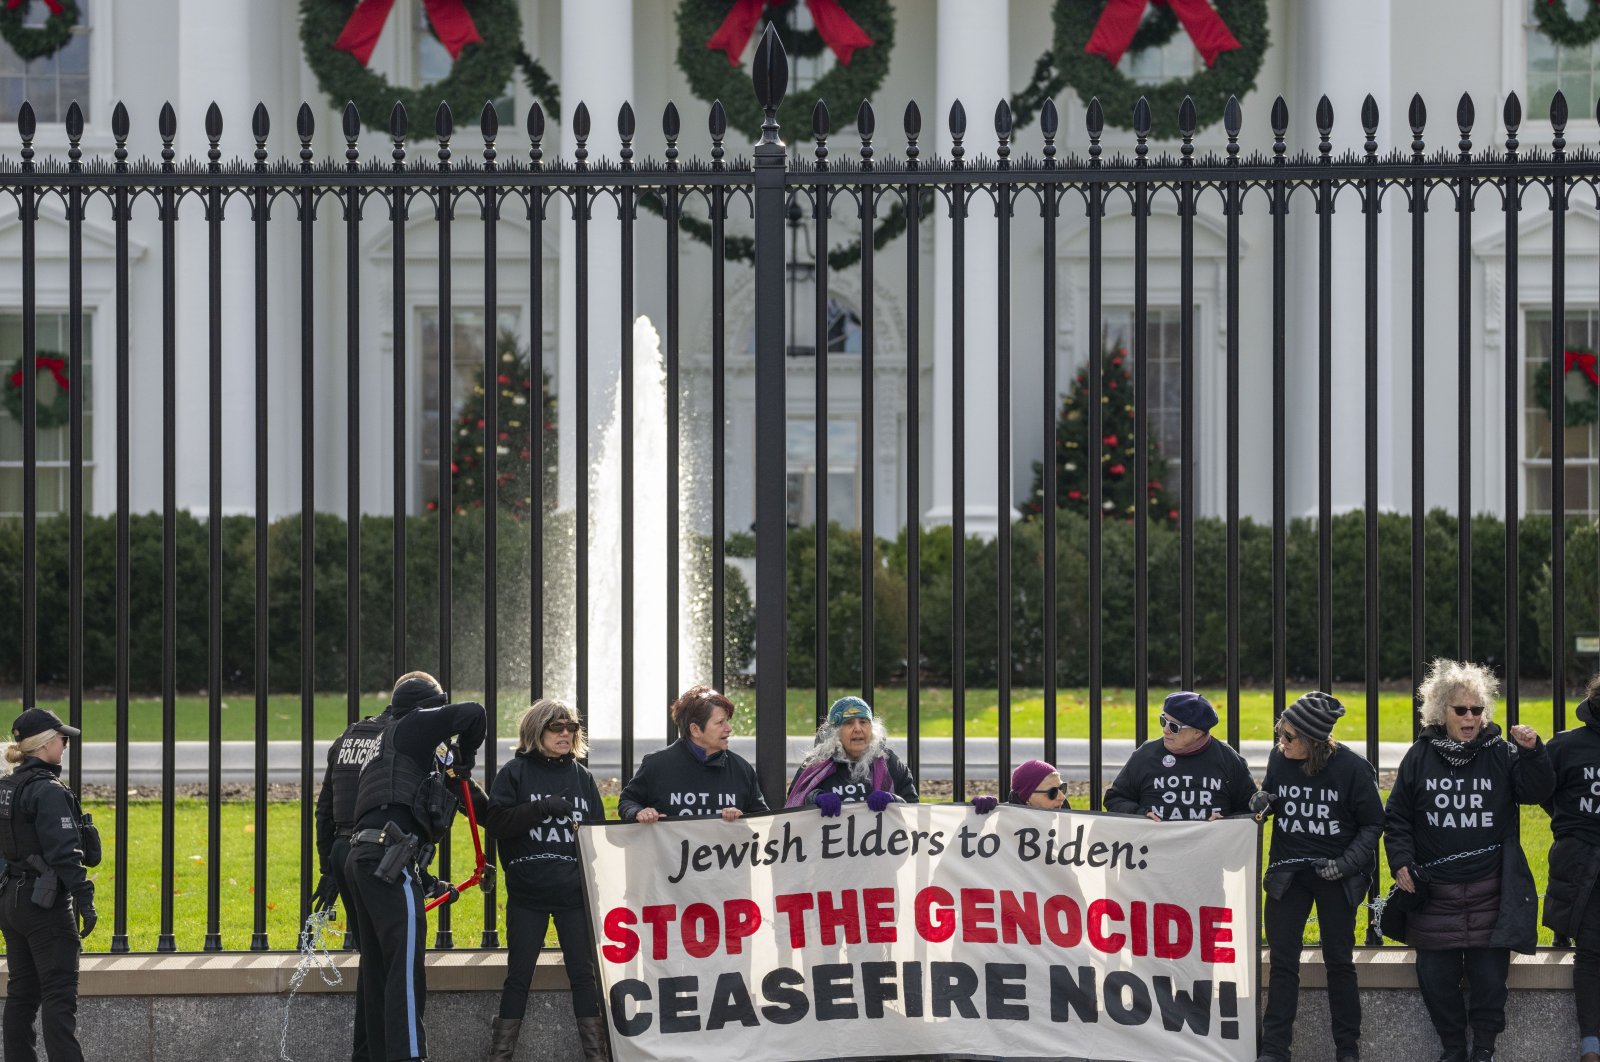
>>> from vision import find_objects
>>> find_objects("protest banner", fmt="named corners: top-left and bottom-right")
top-left (579, 803), bottom-right (1260, 1062)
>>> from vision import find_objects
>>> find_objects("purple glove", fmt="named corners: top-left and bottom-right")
top-left (866, 790), bottom-right (895, 813)
top-left (973, 795), bottom-right (999, 814)
top-left (813, 791), bottom-right (844, 817)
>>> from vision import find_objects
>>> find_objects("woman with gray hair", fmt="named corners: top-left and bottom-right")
top-left (1384, 659), bottom-right (1554, 1062)
top-left (785, 696), bottom-right (917, 814)
top-left (481, 699), bottom-right (607, 1062)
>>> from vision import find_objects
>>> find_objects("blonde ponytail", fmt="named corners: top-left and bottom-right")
top-left (5, 730), bottom-right (56, 766)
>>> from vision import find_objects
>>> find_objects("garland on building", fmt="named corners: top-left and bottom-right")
top-left (300, 0), bottom-right (557, 139)
top-left (0, 0), bottom-right (79, 62)
top-left (3, 354), bottom-right (72, 431)
top-left (431, 331), bottom-right (558, 519)
top-left (1011, 0), bottom-right (1268, 134)
top-left (676, 0), bottom-right (894, 142)
top-left (1535, 0), bottom-right (1600, 48)
top-left (1534, 349), bottom-right (1600, 429)
top-left (1023, 349), bottom-right (1179, 523)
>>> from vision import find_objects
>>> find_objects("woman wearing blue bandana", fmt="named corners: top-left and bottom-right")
top-left (785, 697), bottom-right (917, 815)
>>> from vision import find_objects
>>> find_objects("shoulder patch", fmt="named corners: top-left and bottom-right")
top-left (59, 816), bottom-right (73, 830)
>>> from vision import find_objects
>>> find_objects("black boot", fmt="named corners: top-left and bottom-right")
top-left (485, 1016), bottom-right (521, 1062)
top-left (577, 1016), bottom-right (611, 1062)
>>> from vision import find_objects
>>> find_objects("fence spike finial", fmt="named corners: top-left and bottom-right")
top-left (948, 99), bottom-right (966, 167)
top-left (17, 100), bottom-right (35, 166)
top-left (342, 102), bottom-right (360, 169)
top-left (995, 98), bottom-right (1012, 167)
top-left (1133, 97), bottom-right (1151, 165)
top-left (1224, 96), bottom-right (1241, 162)
top-left (618, 101), bottom-right (634, 169)
top-left (1456, 91), bottom-right (1475, 160)
top-left (66, 101), bottom-right (83, 169)
top-left (113, 101), bottom-right (129, 169)
top-left (1178, 96), bottom-right (1197, 162)
top-left (663, 101), bottom-right (681, 168)
top-left (390, 103), bottom-right (408, 168)
top-left (902, 100), bottom-right (919, 168)
top-left (1315, 95), bottom-right (1333, 161)
top-left (813, 100), bottom-right (831, 169)
top-left (207, 101), bottom-right (224, 171)
top-left (482, 101), bottom-right (499, 169)
top-left (1043, 97), bottom-right (1061, 166)
top-left (1551, 89), bottom-right (1568, 158)
top-left (1084, 98), bottom-right (1101, 167)
top-left (159, 101), bottom-right (177, 171)
top-left (1408, 93), bottom-right (1426, 161)
top-left (435, 101), bottom-right (453, 169)
top-left (857, 99), bottom-right (875, 169)
top-left (527, 101), bottom-right (544, 169)
top-left (752, 22), bottom-right (788, 147)
top-left (252, 102), bottom-right (270, 170)
top-left (709, 99), bottom-right (727, 167)
top-left (1361, 94), bottom-right (1378, 160)
top-left (1503, 92), bottom-right (1520, 160)
top-left (297, 102), bottom-right (315, 170)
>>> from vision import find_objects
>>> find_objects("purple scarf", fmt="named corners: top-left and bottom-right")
top-left (785, 755), bottom-right (889, 808)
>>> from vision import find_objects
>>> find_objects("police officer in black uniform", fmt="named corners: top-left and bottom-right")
top-left (0, 708), bottom-right (100, 1062)
top-left (314, 676), bottom-right (416, 1062)
top-left (343, 674), bottom-right (487, 1062)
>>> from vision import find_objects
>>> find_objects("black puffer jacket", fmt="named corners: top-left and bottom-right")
top-left (1541, 705), bottom-right (1600, 937)
top-left (1407, 876), bottom-right (1502, 949)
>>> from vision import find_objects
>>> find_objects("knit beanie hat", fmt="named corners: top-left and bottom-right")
top-left (1161, 691), bottom-right (1218, 731)
top-left (1009, 759), bottom-right (1057, 803)
top-left (827, 696), bottom-right (873, 728)
top-left (1579, 694), bottom-right (1599, 727)
top-left (1282, 691), bottom-right (1345, 743)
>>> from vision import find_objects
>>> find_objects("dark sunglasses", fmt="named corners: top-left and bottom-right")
top-left (1158, 714), bottom-right (1189, 734)
top-left (1450, 705), bottom-right (1485, 717)
top-left (1032, 786), bottom-right (1064, 801)
top-left (546, 721), bottom-right (582, 734)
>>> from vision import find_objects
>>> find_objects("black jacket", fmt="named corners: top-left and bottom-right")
top-left (1104, 736), bottom-right (1257, 820)
top-left (315, 712), bottom-right (391, 875)
top-left (1384, 724), bottom-right (1554, 953)
top-left (618, 739), bottom-right (768, 822)
top-left (352, 700), bottom-right (489, 837)
top-left (1541, 719), bottom-right (1600, 937)
top-left (1261, 745), bottom-right (1385, 909)
top-left (786, 747), bottom-right (919, 805)
top-left (483, 749), bottom-right (605, 907)
top-left (0, 758), bottom-right (93, 903)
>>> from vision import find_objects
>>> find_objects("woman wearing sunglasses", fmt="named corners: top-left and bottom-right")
top-left (1256, 692), bottom-right (1383, 1062)
top-left (971, 760), bottom-right (1068, 815)
top-left (1104, 691), bottom-right (1259, 822)
top-left (482, 699), bottom-right (608, 1062)
top-left (1539, 672), bottom-right (1600, 1062)
top-left (1384, 659), bottom-right (1553, 1062)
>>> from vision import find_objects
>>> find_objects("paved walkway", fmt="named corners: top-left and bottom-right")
top-left (69, 735), bottom-right (1413, 786)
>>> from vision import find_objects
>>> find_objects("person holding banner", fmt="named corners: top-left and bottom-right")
top-left (1104, 691), bottom-right (1259, 822)
top-left (619, 686), bottom-right (768, 823)
top-left (1384, 659), bottom-right (1553, 1062)
top-left (784, 696), bottom-right (917, 814)
top-left (973, 759), bottom-right (1066, 815)
top-left (481, 698), bottom-right (609, 1062)
top-left (1256, 692), bottom-right (1383, 1062)
top-left (343, 677), bottom-right (488, 1062)
top-left (1538, 673), bottom-right (1600, 1062)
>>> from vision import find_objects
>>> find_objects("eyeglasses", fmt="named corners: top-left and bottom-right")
top-left (1159, 714), bottom-right (1189, 734)
top-left (1450, 705), bottom-right (1485, 717)
top-left (1032, 786), bottom-right (1064, 801)
top-left (1276, 729), bottom-right (1301, 744)
top-left (546, 721), bottom-right (582, 734)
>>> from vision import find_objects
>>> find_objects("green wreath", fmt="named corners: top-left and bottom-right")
top-left (1535, 0), bottom-right (1600, 48)
top-left (300, 0), bottom-right (525, 140)
top-left (0, 0), bottom-right (80, 63)
top-left (676, 0), bottom-right (895, 142)
top-left (1013, 0), bottom-right (1269, 135)
top-left (1534, 353), bottom-right (1600, 429)
top-left (3, 354), bottom-right (72, 431)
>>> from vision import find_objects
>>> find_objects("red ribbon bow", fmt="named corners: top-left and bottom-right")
top-left (5, 0), bottom-right (67, 15)
top-left (1565, 349), bottom-right (1600, 388)
top-left (1084, 0), bottom-right (1241, 68)
top-left (706, 0), bottom-right (874, 67)
top-left (333, 0), bottom-right (483, 68)
top-left (7, 356), bottom-right (70, 393)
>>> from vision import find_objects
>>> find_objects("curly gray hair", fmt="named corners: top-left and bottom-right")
top-left (1416, 658), bottom-right (1498, 730)
top-left (800, 718), bottom-right (891, 784)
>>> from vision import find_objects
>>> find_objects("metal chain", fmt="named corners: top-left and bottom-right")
top-left (278, 908), bottom-right (345, 1062)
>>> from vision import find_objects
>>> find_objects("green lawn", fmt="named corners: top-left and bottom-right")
top-left (83, 793), bottom-right (1560, 952)
top-left (51, 687), bottom-right (1581, 743)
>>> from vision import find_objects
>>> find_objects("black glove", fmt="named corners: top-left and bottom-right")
top-left (428, 880), bottom-right (460, 906)
top-left (533, 795), bottom-right (573, 819)
top-left (446, 760), bottom-right (474, 783)
top-left (312, 873), bottom-right (340, 913)
top-left (1315, 858), bottom-right (1343, 881)
top-left (74, 895), bottom-right (97, 939)
top-left (1248, 791), bottom-right (1275, 817)
top-left (1333, 851), bottom-right (1367, 880)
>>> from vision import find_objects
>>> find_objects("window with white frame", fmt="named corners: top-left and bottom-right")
top-left (1100, 305), bottom-right (1187, 499)
top-left (0, 0), bottom-right (91, 124)
top-left (1526, 0), bottom-right (1600, 120)
top-left (1524, 308), bottom-right (1600, 517)
top-left (786, 417), bottom-right (859, 529)
top-left (0, 311), bottom-right (93, 517)
top-left (417, 306), bottom-right (522, 512)
top-left (1121, 11), bottom-right (1198, 86)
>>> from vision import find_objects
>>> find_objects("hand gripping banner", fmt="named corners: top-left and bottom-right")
top-left (579, 804), bottom-right (1260, 1062)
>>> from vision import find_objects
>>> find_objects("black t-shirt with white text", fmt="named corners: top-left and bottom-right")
top-left (786, 748), bottom-right (919, 805)
top-left (617, 739), bottom-right (769, 822)
top-left (485, 750), bottom-right (606, 907)
top-left (1263, 744), bottom-right (1384, 866)
top-left (1544, 722), bottom-right (1600, 850)
top-left (1104, 736), bottom-right (1257, 821)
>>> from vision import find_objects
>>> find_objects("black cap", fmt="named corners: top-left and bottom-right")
top-left (390, 677), bottom-right (447, 716)
top-left (11, 708), bottom-right (80, 742)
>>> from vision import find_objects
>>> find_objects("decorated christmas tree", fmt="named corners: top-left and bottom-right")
top-left (1023, 349), bottom-right (1180, 523)
top-left (432, 330), bottom-right (558, 519)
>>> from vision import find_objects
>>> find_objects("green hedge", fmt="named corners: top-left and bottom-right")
top-left (790, 511), bottom-right (1600, 689)
top-left (0, 512), bottom-right (753, 692)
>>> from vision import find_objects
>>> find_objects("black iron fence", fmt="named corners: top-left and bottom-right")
top-left (2, 25), bottom-right (1598, 952)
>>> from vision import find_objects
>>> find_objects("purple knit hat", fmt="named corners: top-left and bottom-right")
top-left (1009, 759), bottom-right (1057, 803)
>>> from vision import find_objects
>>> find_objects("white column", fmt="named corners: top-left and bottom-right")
top-left (557, 0), bottom-right (634, 510)
top-left (176, 0), bottom-right (264, 515)
top-left (927, 0), bottom-right (1011, 536)
top-left (1290, 0), bottom-right (1394, 514)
